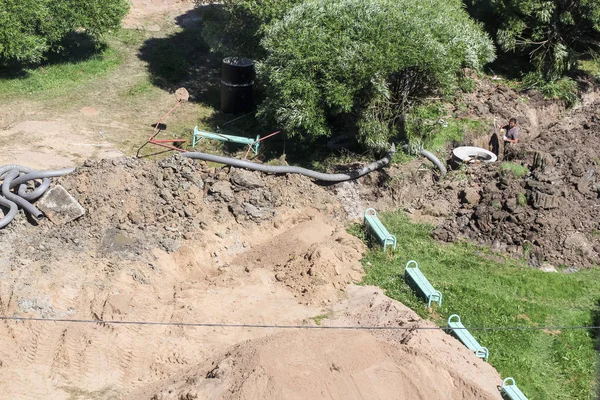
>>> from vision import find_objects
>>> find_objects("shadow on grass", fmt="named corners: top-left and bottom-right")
top-left (0, 32), bottom-right (107, 79)
top-left (137, 8), bottom-right (221, 109)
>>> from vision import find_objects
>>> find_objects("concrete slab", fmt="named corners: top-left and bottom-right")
top-left (37, 185), bottom-right (85, 224)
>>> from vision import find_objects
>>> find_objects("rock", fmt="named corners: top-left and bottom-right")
top-left (159, 189), bottom-right (173, 202)
top-left (228, 204), bottom-right (245, 221)
top-left (128, 212), bottom-right (143, 225)
top-left (563, 233), bottom-right (594, 258)
top-left (37, 185), bottom-right (85, 225)
top-left (230, 170), bottom-right (263, 189)
top-left (532, 151), bottom-right (554, 172)
top-left (504, 197), bottom-right (517, 213)
top-left (421, 200), bottom-right (452, 217)
top-left (275, 272), bottom-right (285, 282)
top-left (530, 191), bottom-right (560, 209)
top-left (460, 188), bottom-right (480, 205)
top-left (539, 262), bottom-right (557, 273)
top-left (209, 181), bottom-right (235, 202)
top-left (243, 203), bottom-right (265, 220)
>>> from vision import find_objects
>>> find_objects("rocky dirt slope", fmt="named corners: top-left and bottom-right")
top-left (429, 85), bottom-right (600, 269)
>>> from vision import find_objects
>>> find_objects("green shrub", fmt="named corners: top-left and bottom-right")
top-left (466, 0), bottom-right (600, 80)
top-left (198, 0), bottom-right (302, 58)
top-left (522, 72), bottom-right (579, 107)
top-left (501, 162), bottom-right (529, 179)
top-left (0, 0), bottom-right (129, 66)
top-left (257, 0), bottom-right (495, 150)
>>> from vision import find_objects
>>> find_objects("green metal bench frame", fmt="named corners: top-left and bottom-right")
top-left (192, 126), bottom-right (260, 155)
top-left (404, 260), bottom-right (442, 308)
top-left (500, 377), bottom-right (528, 400)
top-left (363, 208), bottom-right (396, 253)
top-left (447, 314), bottom-right (489, 361)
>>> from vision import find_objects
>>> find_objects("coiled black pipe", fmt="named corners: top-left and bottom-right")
top-left (0, 165), bottom-right (75, 228)
top-left (2, 170), bottom-right (43, 219)
top-left (182, 145), bottom-right (396, 182)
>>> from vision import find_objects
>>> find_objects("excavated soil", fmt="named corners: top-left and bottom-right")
top-left (0, 157), bottom-right (503, 399)
top-left (418, 81), bottom-right (600, 270)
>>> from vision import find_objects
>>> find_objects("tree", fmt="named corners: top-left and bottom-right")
top-left (198, 0), bottom-right (302, 58)
top-left (0, 0), bottom-right (129, 65)
top-left (466, 0), bottom-right (600, 79)
top-left (257, 0), bottom-right (495, 150)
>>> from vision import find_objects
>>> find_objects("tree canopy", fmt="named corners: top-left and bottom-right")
top-left (0, 0), bottom-right (129, 65)
top-left (199, 0), bottom-right (302, 58)
top-left (466, 0), bottom-right (600, 79)
top-left (256, 0), bottom-right (495, 149)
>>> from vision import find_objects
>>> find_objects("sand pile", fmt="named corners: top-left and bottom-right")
top-left (133, 286), bottom-right (503, 400)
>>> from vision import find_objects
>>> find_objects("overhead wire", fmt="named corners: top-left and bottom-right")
top-left (0, 316), bottom-right (598, 332)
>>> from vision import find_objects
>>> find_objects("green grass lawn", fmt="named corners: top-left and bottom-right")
top-left (0, 29), bottom-right (147, 99)
top-left (351, 211), bottom-right (600, 400)
top-left (0, 47), bottom-right (122, 98)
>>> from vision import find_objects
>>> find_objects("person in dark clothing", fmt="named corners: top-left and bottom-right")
top-left (493, 117), bottom-right (519, 160)
top-left (502, 117), bottom-right (519, 144)
top-left (488, 131), bottom-right (500, 158)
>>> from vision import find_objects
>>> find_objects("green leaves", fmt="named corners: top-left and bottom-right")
top-left (0, 0), bottom-right (129, 66)
top-left (257, 0), bottom-right (494, 147)
top-left (471, 0), bottom-right (600, 79)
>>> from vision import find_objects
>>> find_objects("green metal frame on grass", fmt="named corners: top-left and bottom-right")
top-left (404, 260), bottom-right (442, 307)
top-left (447, 314), bottom-right (489, 361)
top-left (500, 377), bottom-right (528, 400)
top-left (363, 208), bottom-right (397, 253)
top-left (192, 126), bottom-right (260, 155)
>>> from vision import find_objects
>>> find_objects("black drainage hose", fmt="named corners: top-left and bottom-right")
top-left (0, 165), bottom-right (76, 228)
top-left (401, 145), bottom-right (447, 176)
top-left (182, 145), bottom-right (396, 182)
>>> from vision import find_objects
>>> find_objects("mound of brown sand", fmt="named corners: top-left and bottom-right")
top-left (133, 286), bottom-right (503, 400)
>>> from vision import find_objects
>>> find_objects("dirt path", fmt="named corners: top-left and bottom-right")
top-left (0, 0), bottom-right (202, 170)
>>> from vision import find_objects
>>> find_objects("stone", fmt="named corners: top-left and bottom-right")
top-left (275, 272), bottom-right (285, 282)
top-left (421, 200), bottom-right (452, 217)
top-left (460, 188), bottom-right (480, 205)
top-left (230, 170), bottom-right (263, 189)
top-left (563, 233), bottom-right (594, 258)
top-left (159, 189), bottom-right (173, 201)
top-left (37, 185), bottom-right (85, 225)
top-left (539, 262), bottom-right (557, 273)
top-left (532, 151), bottom-right (554, 172)
top-left (243, 203), bottom-right (265, 220)
top-left (209, 181), bottom-right (235, 202)
top-left (530, 191), bottom-right (560, 209)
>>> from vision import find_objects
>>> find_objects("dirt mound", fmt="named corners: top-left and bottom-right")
top-left (133, 286), bottom-right (503, 400)
top-left (232, 218), bottom-right (365, 305)
top-left (0, 155), bottom-right (401, 399)
top-left (426, 87), bottom-right (600, 269)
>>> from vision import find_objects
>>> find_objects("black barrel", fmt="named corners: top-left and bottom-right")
top-left (221, 57), bottom-right (254, 114)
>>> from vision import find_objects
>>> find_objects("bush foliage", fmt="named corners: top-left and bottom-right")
top-left (256, 0), bottom-right (494, 149)
top-left (198, 0), bottom-right (301, 58)
top-left (0, 0), bottom-right (129, 65)
top-left (466, 0), bottom-right (600, 80)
